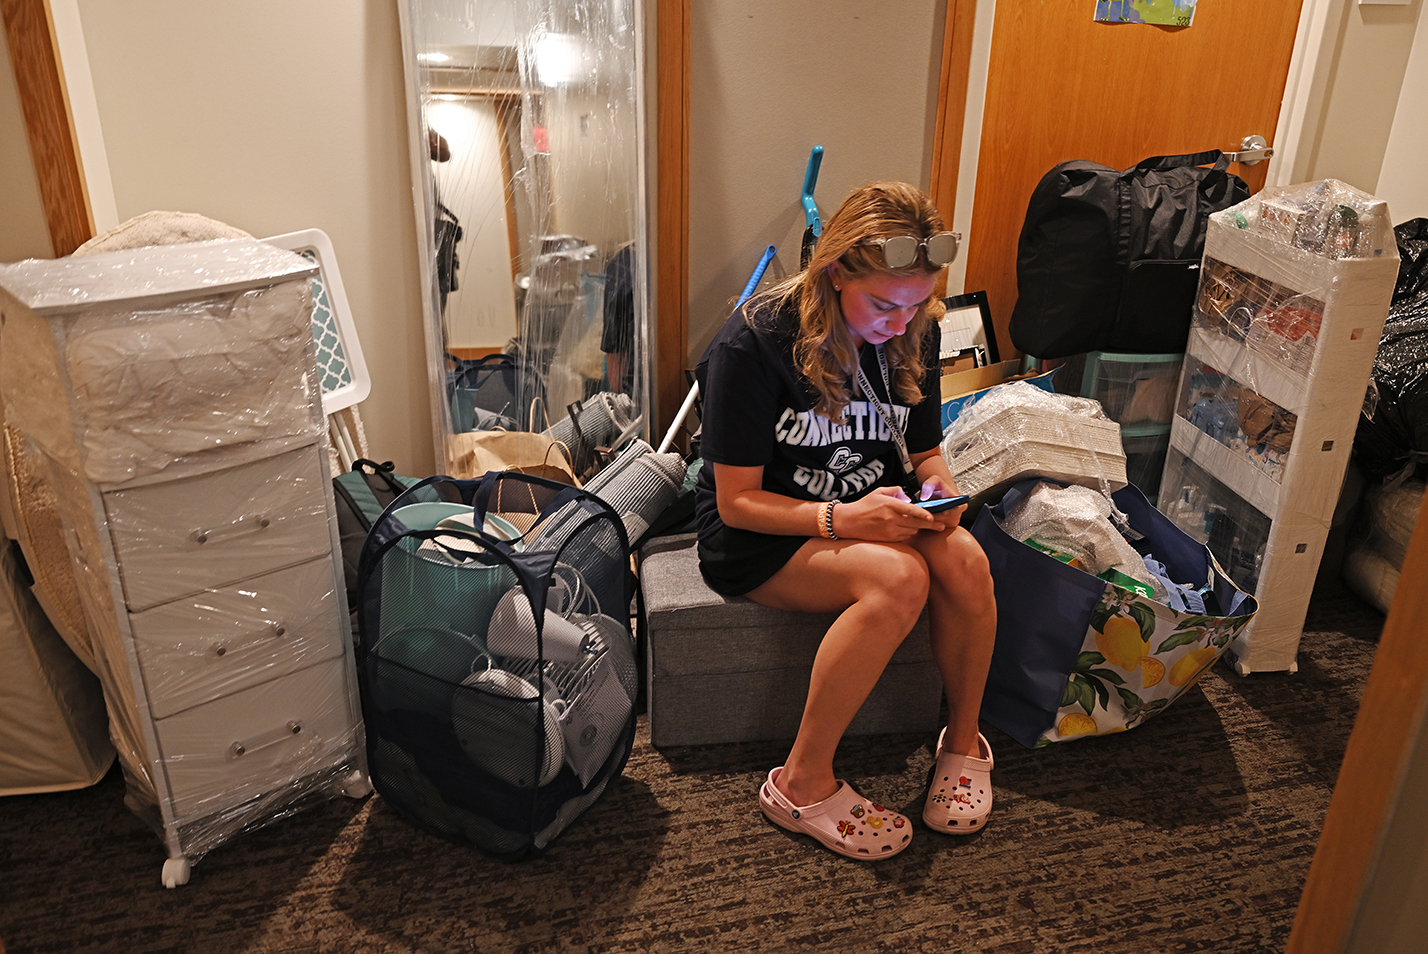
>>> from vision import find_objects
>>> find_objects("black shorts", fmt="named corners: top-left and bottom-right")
top-left (697, 525), bottom-right (810, 597)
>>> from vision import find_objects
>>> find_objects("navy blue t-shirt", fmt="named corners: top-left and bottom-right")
top-left (694, 295), bottom-right (943, 543)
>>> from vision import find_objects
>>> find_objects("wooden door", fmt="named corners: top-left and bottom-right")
top-left (953, 0), bottom-right (1304, 359)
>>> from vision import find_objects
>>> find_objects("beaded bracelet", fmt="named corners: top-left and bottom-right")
top-left (818, 501), bottom-right (839, 540)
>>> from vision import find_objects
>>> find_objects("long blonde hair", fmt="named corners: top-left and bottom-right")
top-left (750, 181), bottom-right (947, 420)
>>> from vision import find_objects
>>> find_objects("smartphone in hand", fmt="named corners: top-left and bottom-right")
top-left (913, 494), bottom-right (970, 513)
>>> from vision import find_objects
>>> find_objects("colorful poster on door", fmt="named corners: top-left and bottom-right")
top-left (1095, 1), bottom-right (1197, 26)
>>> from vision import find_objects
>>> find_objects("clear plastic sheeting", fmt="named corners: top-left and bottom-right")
top-left (1196, 179), bottom-right (1394, 378)
top-left (403, 0), bottom-right (648, 473)
top-left (1249, 179), bottom-right (1393, 261)
top-left (0, 239), bottom-right (317, 314)
top-left (0, 241), bottom-right (322, 484)
top-left (147, 757), bottom-right (362, 867)
top-left (1161, 180), bottom-right (1400, 674)
top-left (0, 242), bottom-right (366, 882)
top-left (940, 380), bottom-right (1127, 504)
top-left (139, 657), bottom-right (359, 845)
top-left (1176, 358), bottom-right (1297, 486)
top-left (999, 481), bottom-right (1166, 600)
top-left (1355, 218), bottom-right (1428, 481)
top-left (1160, 453), bottom-right (1274, 592)
top-left (62, 284), bottom-right (317, 483)
top-left (102, 446), bottom-right (333, 613)
top-left (128, 559), bottom-right (346, 719)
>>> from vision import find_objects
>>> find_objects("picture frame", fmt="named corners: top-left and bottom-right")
top-left (938, 290), bottom-right (998, 366)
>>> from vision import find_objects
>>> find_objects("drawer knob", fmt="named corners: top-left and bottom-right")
top-left (273, 624), bottom-right (286, 638)
top-left (214, 644), bottom-right (227, 657)
top-left (228, 720), bottom-right (305, 760)
top-left (191, 513), bottom-right (272, 547)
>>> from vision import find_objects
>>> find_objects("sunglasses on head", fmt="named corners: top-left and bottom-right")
top-left (860, 232), bottom-right (961, 269)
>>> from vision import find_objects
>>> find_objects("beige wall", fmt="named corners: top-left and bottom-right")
top-left (686, 0), bottom-right (945, 364)
top-left (1300, 0), bottom-right (1423, 195)
top-left (1375, 1), bottom-right (1428, 222)
top-left (0, 31), bottom-right (54, 263)
top-left (70, 0), bottom-right (435, 475)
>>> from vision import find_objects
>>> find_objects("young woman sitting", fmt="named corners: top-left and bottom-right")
top-left (694, 181), bottom-right (998, 861)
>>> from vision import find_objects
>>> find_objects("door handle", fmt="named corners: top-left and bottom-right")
top-left (1225, 135), bottom-right (1273, 166)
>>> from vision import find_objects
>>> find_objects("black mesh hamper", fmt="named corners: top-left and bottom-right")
top-left (355, 472), bottom-right (637, 859)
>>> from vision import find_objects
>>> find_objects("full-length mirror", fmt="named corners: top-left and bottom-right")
top-left (400, 0), bottom-right (648, 477)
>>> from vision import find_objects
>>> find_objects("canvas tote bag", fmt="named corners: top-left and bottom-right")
top-left (971, 479), bottom-right (1259, 747)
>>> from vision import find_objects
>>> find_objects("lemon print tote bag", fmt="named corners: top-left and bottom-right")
top-left (971, 479), bottom-right (1258, 748)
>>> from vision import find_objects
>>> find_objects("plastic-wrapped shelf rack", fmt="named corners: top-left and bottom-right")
top-left (1160, 181), bottom-right (1398, 674)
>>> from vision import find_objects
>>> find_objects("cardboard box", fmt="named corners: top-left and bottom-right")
top-left (940, 361), bottom-right (1059, 431)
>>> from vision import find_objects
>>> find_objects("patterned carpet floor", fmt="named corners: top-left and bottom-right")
top-left (0, 583), bottom-right (1384, 954)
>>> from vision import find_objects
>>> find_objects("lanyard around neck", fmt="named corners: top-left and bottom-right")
top-left (853, 343), bottom-right (916, 483)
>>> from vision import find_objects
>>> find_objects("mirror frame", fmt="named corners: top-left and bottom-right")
top-left (396, 0), bottom-right (653, 471)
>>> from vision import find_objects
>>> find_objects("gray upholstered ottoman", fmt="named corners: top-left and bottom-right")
top-left (638, 534), bottom-right (944, 747)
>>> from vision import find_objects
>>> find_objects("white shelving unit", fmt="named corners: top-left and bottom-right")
top-left (1159, 191), bottom-right (1398, 674)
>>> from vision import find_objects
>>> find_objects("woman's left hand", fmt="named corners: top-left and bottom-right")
top-left (912, 476), bottom-right (967, 533)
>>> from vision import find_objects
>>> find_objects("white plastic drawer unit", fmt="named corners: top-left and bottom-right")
top-left (151, 656), bottom-right (356, 823)
top-left (127, 557), bottom-right (344, 719)
top-left (102, 446), bottom-right (331, 613)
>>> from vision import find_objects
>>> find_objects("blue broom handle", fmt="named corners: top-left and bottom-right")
top-left (738, 245), bottom-right (778, 306)
top-left (658, 244), bottom-right (779, 454)
top-left (802, 145), bottom-right (824, 237)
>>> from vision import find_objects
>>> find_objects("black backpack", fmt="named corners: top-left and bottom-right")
top-left (1009, 150), bottom-right (1249, 359)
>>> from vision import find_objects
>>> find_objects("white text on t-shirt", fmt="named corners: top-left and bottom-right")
top-left (772, 400), bottom-right (908, 447)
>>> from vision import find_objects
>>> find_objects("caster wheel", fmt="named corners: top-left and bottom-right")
top-left (341, 769), bottom-right (373, 799)
top-left (162, 857), bottom-right (191, 889)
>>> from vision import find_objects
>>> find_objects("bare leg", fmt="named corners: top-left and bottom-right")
top-left (747, 539), bottom-right (930, 808)
top-left (908, 524), bottom-right (997, 758)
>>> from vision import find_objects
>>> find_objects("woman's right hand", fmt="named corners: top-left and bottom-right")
top-left (832, 486), bottom-right (941, 542)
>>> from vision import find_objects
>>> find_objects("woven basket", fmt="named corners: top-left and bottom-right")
top-left (1, 425), bottom-right (100, 671)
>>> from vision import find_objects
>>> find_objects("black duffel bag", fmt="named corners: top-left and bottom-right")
top-left (1010, 150), bottom-right (1249, 359)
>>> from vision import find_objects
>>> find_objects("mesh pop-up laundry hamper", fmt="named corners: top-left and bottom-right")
top-left (356, 472), bottom-right (637, 859)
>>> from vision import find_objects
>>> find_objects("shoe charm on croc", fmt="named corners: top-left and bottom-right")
top-left (922, 729), bottom-right (994, 835)
top-left (759, 767), bottom-right (912, 861)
